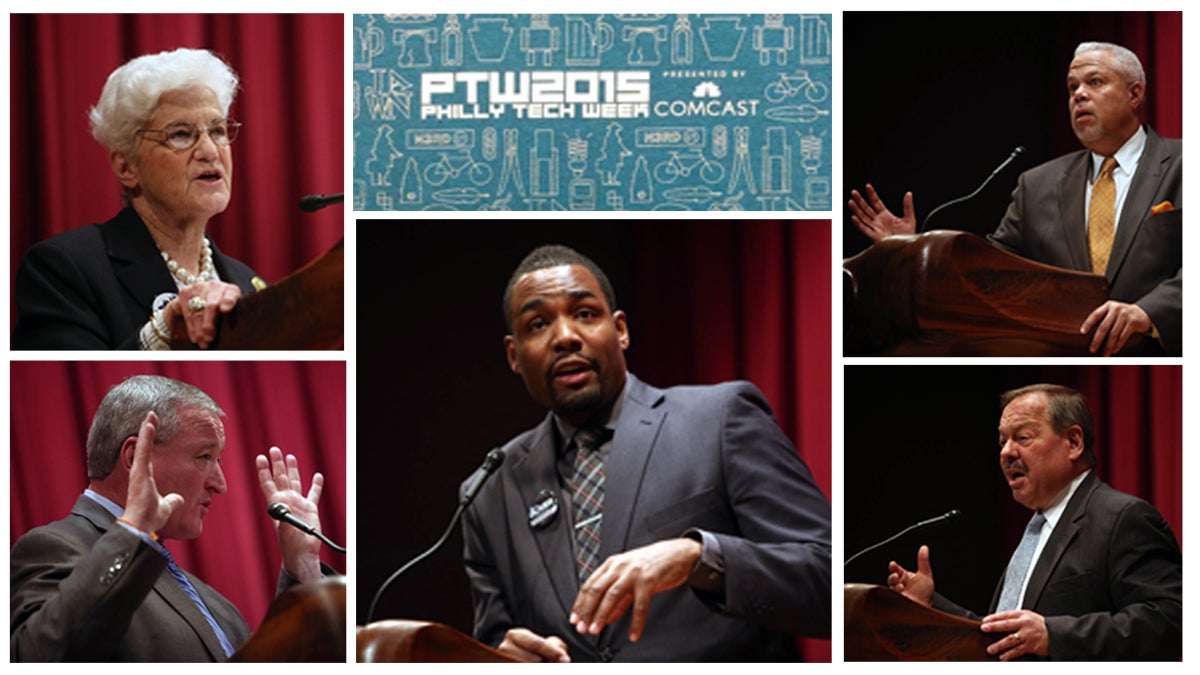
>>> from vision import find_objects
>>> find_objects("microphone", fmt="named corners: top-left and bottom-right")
top-left (267, 502), bottom-right (347, 553)
top-left (844, 509), bottom-right (961, 569)
top-left (299, 192), bottom-right (344, 212)
top-left (460, 448), bottom-right (505, 506)
top-left (920, 146), bottom-right (1024, 232)
top-left (366, 448), bottom-right (505, 624)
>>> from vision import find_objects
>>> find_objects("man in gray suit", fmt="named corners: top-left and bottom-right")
top-left (461, 245), bottom-right (832, 662)
top-left (10, 375), bottom-right (328, 661)
top-left (849, 41), bottom-right (1182, 356)
top-left (887, 384), bottom-right (1182, 660)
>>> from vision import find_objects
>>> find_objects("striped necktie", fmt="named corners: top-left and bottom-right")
top-left (569, 427), bottom-right (610, 585)
top-left (161, 547), bottom-right (236, 658)
top-left (1087, 156), bottom-right (1118, 274)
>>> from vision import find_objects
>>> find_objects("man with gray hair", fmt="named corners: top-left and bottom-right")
top-left (849, 41), bottom-right (1182, 356)
top-left (886, 384), bottom-right (1182, 660)
top-left (10, 375), bottom-right (328, 661)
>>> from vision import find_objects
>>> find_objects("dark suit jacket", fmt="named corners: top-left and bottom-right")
top-left (932, 472), bottom-right (1182, 660)
top-left (10, 496), bottom-right (251, 662)
top-left (462, 374), bottom-right (832, 662)
top-left (988, 127), bottom-right (1182, 355)
top-left (12, 207), bottom-right (261, 350)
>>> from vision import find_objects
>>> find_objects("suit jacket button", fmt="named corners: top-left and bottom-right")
top-left (599, 647), bottom-right (615, 662)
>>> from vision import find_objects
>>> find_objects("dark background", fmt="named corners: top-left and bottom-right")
top-left (843, 365), bottom-right (1181, 614)
top-left (359, 218), bottom-right (833, 660)
top-left (842, 11), bottom-right (1182, 258)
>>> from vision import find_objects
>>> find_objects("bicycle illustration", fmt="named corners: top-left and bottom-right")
top-left (423, 149), bottom-right (493, 186)
top-left (764, 70), bottom-right (829, 103)
top-left (654, 149), bottom-right (725, 184)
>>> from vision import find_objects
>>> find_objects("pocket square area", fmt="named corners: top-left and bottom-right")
top-left (1151, 200), bottom-right (1175, 215)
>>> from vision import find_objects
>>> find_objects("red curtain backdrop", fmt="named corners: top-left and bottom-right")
top-left (627, 221), bottom-right (832, 504)
top-left (1113, 12), bottom-right (1182, 138)
top-left (1056, 365), bottom-right (1182, 542)
top-left (9, 14), bottom-right (344, 330)
top-left (9, 361), bottom-right (347, 627)
top-left (629, 221), bottom-right (832, 663)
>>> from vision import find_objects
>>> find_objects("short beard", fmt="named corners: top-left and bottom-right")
top-left (548, 380), bottom-right (605, 417)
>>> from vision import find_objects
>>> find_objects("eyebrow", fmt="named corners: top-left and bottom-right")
top-left (516, 289), bottom-right (599, 316)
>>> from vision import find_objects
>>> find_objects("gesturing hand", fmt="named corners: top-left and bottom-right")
top-left (848, 184), bottom-right (918, 242)
top-left (981, 609), bottom-right (1051, 660)
top-left (569, 537), bottom-right (701, 643)
top-left (256, 446), bottom-right (324, 582)
top-left (887, 544), bottom-right (935, 607)
top-left (123, 411), bottom-right (184, 535)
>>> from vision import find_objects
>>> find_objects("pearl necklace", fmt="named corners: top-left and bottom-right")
top-left (160, 238), bottom-right (216, 286)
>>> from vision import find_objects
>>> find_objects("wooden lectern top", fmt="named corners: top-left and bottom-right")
top-left (844, 230), bottom-right (1139, 356)
top-left (357, 619), bottom-right (518, 663)
top-left (230, 577), bottom-right (347, 662)
top-left (844, 583), bottom-right (999, 661)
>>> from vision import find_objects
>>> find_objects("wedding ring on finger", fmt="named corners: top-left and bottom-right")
top-left (188, 296), bottom-right (207, 313)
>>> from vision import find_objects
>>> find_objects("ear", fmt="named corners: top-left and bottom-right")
top-left (1064, 425), bottom-right (1085, 462)
top-left (119, 435), bottom-right (140, 471)
top-left (110, 148), bottom-right (139, 190)
top-left (1128, 80), bottom-right (1145, 113)
top-left (613, 309), bottom-right (630, 351)
top-left (504, 335), bottom-right (521, 374)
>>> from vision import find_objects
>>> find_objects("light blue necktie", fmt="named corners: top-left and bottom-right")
top-left (161, 548), bottom-right (236, 657)
top-left (996, 512), bottom-right (1047, 612)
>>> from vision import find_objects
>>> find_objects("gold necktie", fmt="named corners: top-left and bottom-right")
top-left (1087, 156), bottom-right (1118, 274)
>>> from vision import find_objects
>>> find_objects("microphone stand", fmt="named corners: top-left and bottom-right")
top-left (920, 146), bottom-right (1024, 232)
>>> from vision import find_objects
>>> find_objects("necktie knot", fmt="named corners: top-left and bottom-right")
top-left (1098, 156), bottom-right (1117, 180)
top-left (573, 426), bottom-right (610, 454)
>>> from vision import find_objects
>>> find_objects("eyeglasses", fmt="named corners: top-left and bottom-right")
top-left (139, 118), bottom-right (242, 150)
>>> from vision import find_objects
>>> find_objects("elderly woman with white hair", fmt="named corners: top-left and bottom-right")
top-left (13, 48), bottom-right (265, 350)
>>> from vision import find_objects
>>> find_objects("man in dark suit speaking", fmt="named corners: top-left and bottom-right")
top-left (886, 384), bottom-right (1181, 660)
top-left (849, 41), bottom-right (1181, 356)
top-left (461, 245), bottom-right (831, 662)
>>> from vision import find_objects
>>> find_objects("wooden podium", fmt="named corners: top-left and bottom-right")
top-left (843, 231), bottom-right (1138, 356)
top-left (357, 620), bottom-right (517, 662)
top-left (169, 239), bottom-right (344, 350)
top-left (230, 577), bottom-right (346, 662)
top-left (844, 584), bottom-right (998, 661)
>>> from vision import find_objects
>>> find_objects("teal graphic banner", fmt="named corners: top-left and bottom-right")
top-left (354, 14), bottom-right (832, 211)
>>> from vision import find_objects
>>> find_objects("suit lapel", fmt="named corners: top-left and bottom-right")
top-left (1056, 152), bottom-right (1092, 271)
top-left (73, 495), bottom-right (227, 660)
top-left (103, 209), bottom-right (179, 312)
top-left (1106, 128), bottom-right (1171, 282)
top-left (510, 415), bottom-right (580, 619)
top-left (599, 375), bottom-right (666, 562)
top-left (1022, 473), bottom-right (1098, 610)
top-left (151, 566), bottom-right (229, 660)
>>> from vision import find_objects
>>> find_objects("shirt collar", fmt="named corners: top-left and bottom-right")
top-left (1039, 469), bottom-right (1090, 529)
top-left (83, 488), bottom-right (126, 519)
top-left (554, 374), bottom-right (629, 453)
top-left (1091, 125), bottom-right (1146, 181)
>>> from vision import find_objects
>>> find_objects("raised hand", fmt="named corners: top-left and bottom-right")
top-left (122, 411), bottom-right (184, 535)
top-left (848, 184), bottom-right (918, 242)
top-left (256, 446), bottom-right (324, 582)
top-left (887, 544), bottom-right (934, 606)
